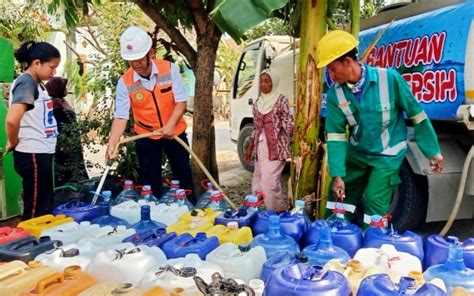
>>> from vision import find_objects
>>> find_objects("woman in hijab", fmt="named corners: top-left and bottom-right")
top-left (45, 77), bottom-right (88, 186)
top-left (244, 69), bottom-right (294, 212)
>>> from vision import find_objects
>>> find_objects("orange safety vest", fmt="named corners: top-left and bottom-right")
top-left (121, 59), bottom-right (187, 139)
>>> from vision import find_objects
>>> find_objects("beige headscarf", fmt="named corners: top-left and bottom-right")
top-left (257, 68), bottom-right (280, 115)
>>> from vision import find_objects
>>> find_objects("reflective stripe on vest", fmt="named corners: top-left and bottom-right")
top-left (335, 85), bottom-right (359, 146)
top-left (327, 133), bottom-right (347, 141)
top-left (377, 68), bottom-right (407, 156)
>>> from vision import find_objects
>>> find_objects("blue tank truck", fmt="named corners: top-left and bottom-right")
top-left (229, 0), bottom-right (474, 230)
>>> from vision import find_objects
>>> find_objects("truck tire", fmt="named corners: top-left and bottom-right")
top-left (237, 124), bottom-right (254, 172)
top-left (390, 160), bottom-right (428, 232)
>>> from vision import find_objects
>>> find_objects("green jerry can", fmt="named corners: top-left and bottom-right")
top-left (0, 37), bottom-right (22, 219)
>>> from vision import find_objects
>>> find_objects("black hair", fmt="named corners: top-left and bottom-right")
top-left (14, 41), bottom-right (60, 68)
top-left (335, 47), bottom-right (358, 63)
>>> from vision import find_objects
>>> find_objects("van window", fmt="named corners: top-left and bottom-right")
top-left (234, 48), bottom-right (259, 98)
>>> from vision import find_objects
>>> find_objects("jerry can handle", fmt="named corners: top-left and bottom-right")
top-left (0, 261), bottom-right (27, 280)
top-left (11, 237), bottom-right (38, 250)
top-left (36, 273), bottom-right (64, 293)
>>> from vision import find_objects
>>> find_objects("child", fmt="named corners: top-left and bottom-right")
top-left (245, 69), bottom-right (294, 212)
top-left (6, 41), bottom-right (61, 220)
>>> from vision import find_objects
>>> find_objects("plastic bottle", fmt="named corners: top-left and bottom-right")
top-left (195, 181), bottom-right (215, 208)
top-left (424, 244), bottom-right (474, 294)
top-left (197, 190), bottom-right (228, 212)
top-left (249, 279), bottom-right (264, 296)
top-left (112, 180), bottom-right (140, 206)
top-left (91, 193), bottom-right (130, 228)
top-left (290, 200), bottom-right (311, 225)
top-left (251, 215), bottom-right (299, 259)
top-left (242, 194), bottom-right (261, 213)
top-left (131, 205), bottom-right (166, 232)
top-left (137, 185), bottom-right (160, 204)
top-left (303, 226), bottom-right (350, 266)
top-left (159, 180), bottom-right (180, 204)
top-left (363, 214), bottom-right (424, 262)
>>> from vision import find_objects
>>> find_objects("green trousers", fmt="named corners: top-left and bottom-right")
top-left (327, 155), bottom-right (401, 225)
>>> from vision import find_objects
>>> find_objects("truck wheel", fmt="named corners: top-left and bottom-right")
top-left (390, 160), bottom-right (428, 231)
top-left (237, 124), bottom-right (254, 172)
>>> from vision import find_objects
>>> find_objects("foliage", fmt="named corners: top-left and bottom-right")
top-left (361, 0), bottom-right (386, 19)
top-left (244, 18), bottom-right (291, 40)
top-left (0, 2), bottom-right (55, 47)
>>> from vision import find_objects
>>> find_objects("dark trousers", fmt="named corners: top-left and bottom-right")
top-left (135, 132), bottom-right (196, 204)
top-left (13, 151), bottom-right (54, 220)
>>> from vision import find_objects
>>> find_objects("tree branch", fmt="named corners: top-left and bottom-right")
top-left (187, 0), bottom-right (208, 34)
top-left (136, 1), bottom-right (197, 69)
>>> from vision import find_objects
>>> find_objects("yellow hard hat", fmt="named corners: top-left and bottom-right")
top-left (317, 30), bottom-right (359, 68)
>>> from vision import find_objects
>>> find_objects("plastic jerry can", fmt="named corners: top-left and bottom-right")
top-left (122, 228), bottom-right (177, 248)
top-left (34, 243), bottom-right (106, 272)
top-left (215, 208), bottom-right (258, 229)
top-left (260, 251), bottom-right (309, 283)
top-left (81, 225), bottom-right (136, 248)
top-left (18, 215), bottom-right (74, 238)
top-left (111, 200), bottom-right (143, 225)
top-left (51, 201), bottom-right (101, 223)
top-left (354, 244), bottom-right (422, 278)
top-left (251, 215), bottom-right (300, 259)
top-left (0, 260), bottom-right (55, 296)
top-left (323, 259), bottom-right (380, 295)
top-left (40, 221), bottom-right (100, 245)
top-left (161, 233), bottom-right (219, 260)
top-left (166, 217), bottom-right (214, 236)
top-left (424, 244), bottom-right (474, 294)
top-left (139, 253), bottom-right (224, 294)
top-left (253, 210), bottom-right (309, 243)
top-left (205, 222), bottom-right (252, 245)
top-left (357, 274), bottom-right (447, 296)
top-left (0, 227), bottom-right (30, 245)
top-left (206, 243), bottom-right (267, 283)
top-left (178, 208), bottom-right (221, 223)
top-left (302, 226), bottom-right (350, 266)
top-left (87, 245), bottom-right (167, 286)
top-left (79, 282), bottom-right (144, 296)
top-left (21, 265), bottom-right (97, 295)
top-left (150, 203), bottom-right (189, 226)
top-left (263, 264), bottom-right (351, 296)
top-left (363, 215), bottom-right (424, 261)
top-left (143, 287), bottom-right (195, 296)
top-left (305, 207), bottom-right (362, 257)
top-left (424, 235), bottom-right (474, 269)
top-left (0, 236), bottom-right (61, 263)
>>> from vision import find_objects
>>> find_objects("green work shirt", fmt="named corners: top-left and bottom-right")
top-left (325, 64), bottom-right (441, 177)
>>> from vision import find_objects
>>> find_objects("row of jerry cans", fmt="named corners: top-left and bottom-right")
top-left (0, 260), bottom-right (202, 295)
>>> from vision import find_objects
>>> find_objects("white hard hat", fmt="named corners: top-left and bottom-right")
top-left (120, 26), bottom-right (152, 60)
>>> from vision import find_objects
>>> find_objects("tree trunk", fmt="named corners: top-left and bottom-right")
top-left (351, 0), bottom-right (361, 38)
top-left (191, 30), bottom-right (221, 196)
top-left (289, 0), bottom-right (327, 218)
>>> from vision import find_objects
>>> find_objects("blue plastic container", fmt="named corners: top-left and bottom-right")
top-left (131, 205), bottom-right (166, 231)
top-left (137, 185), bottom-right (160, 204)
top-left (261, 251), bottom-right (308, 282)
top-left (305, 218), bottom-right (362, 257)
top-left (0, 236), bottom-right (62, 262)
top-left (251, 215), bottom-right (299, 259)
top-left (215, 208), bottom-right (258, 228)
top-left (112, 179), bottom-right (140, 206)
top-left (196, 189), bottom-right (228, 212)
top-left (161, 232), bottom-right (219, 260)
top-left (264, 264), bottom-right (351, 296)
top-left (122, 228), bottom-right (177, 248)
top-left (424, 235), bottom-right (474, 269)
top-left (90, 202), bottom-right (130, 228)
top-left (424, 244), bottom-right (474, 293)
top-left (357, 274), bottom-right (447, 296)
top-left (253, 210), bottom-right (309, 243)
top-left (52, 200), bottom-right (101, 222)
top-left (363, 215), bottom-right (424, 261)
top-left (303, 226), bottom-right (350, 266)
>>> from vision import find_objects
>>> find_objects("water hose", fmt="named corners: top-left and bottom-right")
top-left (439, 145), bottom-right (474, 236)
top-left (93, 131), bottom-right (238, 210)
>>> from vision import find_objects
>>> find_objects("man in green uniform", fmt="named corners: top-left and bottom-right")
top-left (318, 30), bottom-right (444, 225)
